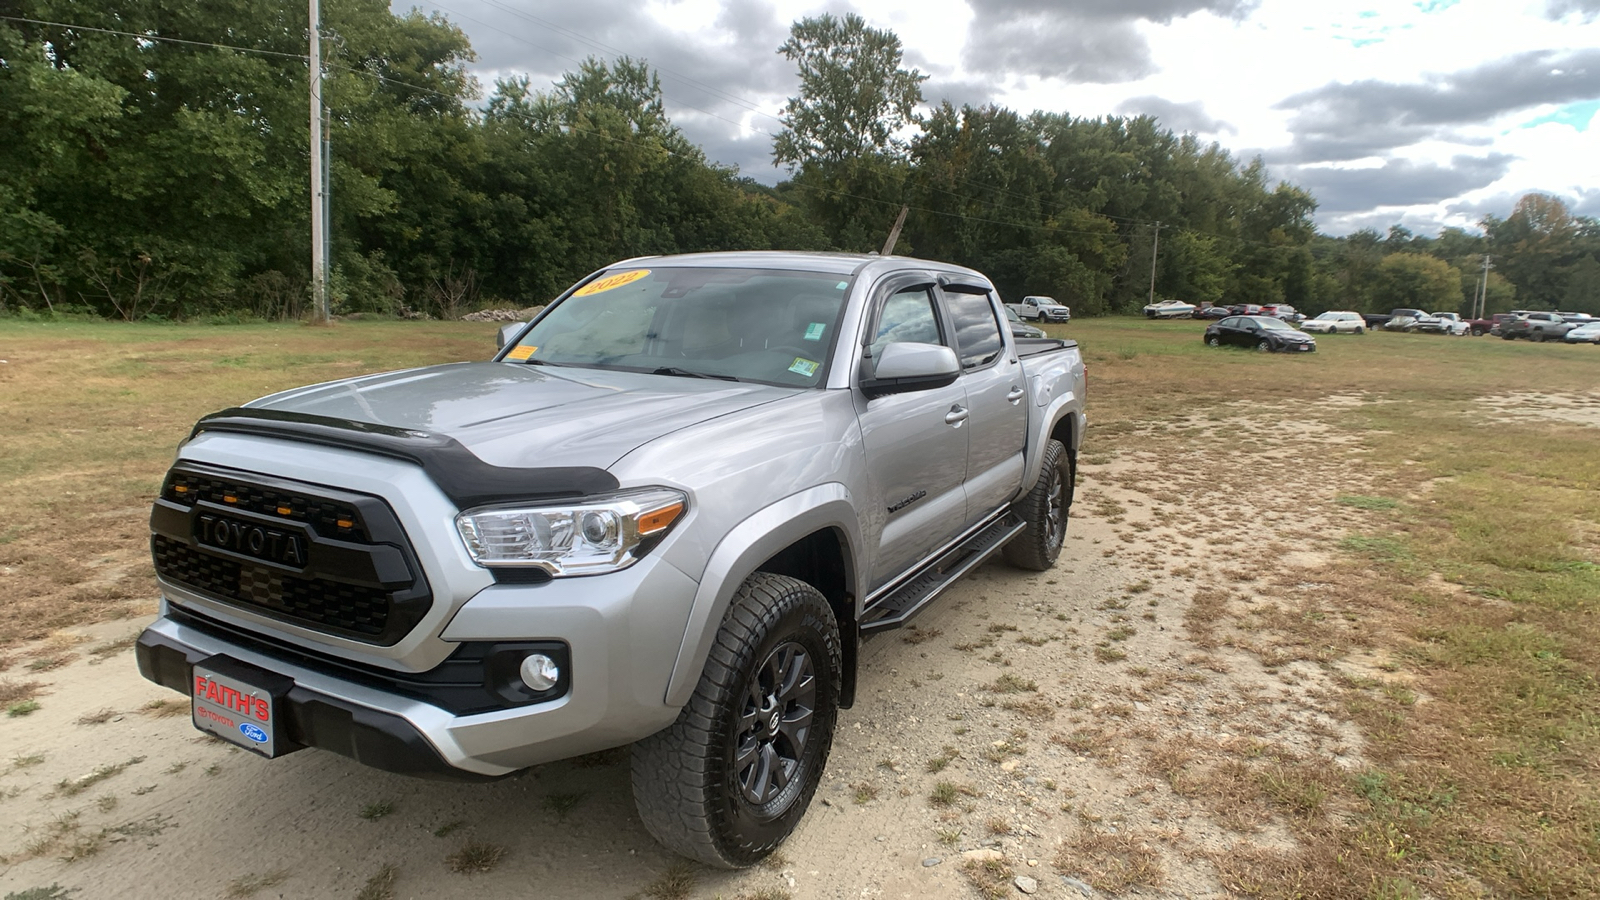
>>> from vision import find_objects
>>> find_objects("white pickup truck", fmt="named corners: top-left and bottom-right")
top-left (1006, 295), bottom-right (1071, 323)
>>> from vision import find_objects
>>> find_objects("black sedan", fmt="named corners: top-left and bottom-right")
top-left (1203, 315), bottom-right (1317, 353)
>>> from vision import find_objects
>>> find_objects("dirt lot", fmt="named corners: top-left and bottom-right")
top-left (1, 320), bottom-right (1596, 899)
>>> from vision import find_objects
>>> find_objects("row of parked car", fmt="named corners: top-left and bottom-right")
top-left (1147, 300), bottom-right (1600, 345)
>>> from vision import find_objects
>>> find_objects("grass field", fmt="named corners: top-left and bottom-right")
top-left (1, 315), bottom-right (1597, 897)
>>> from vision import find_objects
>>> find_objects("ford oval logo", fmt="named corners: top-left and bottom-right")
top-left (239, 723), bottom-right (269, 744)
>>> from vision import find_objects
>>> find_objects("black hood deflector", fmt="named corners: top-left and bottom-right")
top-left (191, 408), bottom-right (620, 509)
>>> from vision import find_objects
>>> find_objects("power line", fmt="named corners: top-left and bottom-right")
top-left (0, 14), bottom-right (310, 60)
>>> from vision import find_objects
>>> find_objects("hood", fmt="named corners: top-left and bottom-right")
top-left (246, 362), bottom-right (802, 469)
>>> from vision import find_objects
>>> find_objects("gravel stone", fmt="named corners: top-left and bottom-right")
top-left (1014, 874), bottom-right (1038, 894)
top-left (922, 857), bottom-right (942, 867)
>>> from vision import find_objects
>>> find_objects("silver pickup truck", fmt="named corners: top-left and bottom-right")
top-left (136, 251), bottom-right (1087, 867)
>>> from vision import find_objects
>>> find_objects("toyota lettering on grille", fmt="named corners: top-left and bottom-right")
top-left (195, 514), bottom-right (307, 567)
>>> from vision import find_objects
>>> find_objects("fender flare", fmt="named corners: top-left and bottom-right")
top-left (1018, 392), bottom-right (1084, 496)
top-left (662, 483), bottom-right (864, 707)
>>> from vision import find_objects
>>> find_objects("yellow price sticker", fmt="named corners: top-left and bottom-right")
top-left (574, 269), bottom-right (650, 296)
top-left (506, 345), bottom-right (536, 360)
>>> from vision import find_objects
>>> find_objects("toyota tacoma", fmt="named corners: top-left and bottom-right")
top-left (136, 251), bottom-right (1087, 867)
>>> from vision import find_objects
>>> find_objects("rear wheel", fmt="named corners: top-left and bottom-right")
top-left (1354, 326), bottom-right (1364, 334)
top-left (632, 573), bottom-right (841, 868)
top-left (1004, 439), bottom-right (1072, 571)
top-left (1532, 331), bottom-right (1545, 343)
top-left (1206, 336), bottom-right (1221, 347)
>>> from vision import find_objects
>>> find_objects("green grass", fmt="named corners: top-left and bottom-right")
top-left (1336, 495), bottom-right (1401, 510)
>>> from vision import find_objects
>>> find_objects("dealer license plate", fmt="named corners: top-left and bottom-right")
top-left (192, 660), bottom-right (282, 757)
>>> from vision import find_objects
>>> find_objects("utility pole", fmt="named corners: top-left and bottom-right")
top-left (1474, 255), bottom-right (1492, 319)
top-left (309, 0), bottom-right (329, 323)
top-left (1148, 221), bottom-right (1161, 307)
top-left (881, 205), bottom-right (909, 257)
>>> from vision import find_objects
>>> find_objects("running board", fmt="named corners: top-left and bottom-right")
top-left (860, 511), bottom-right (1025, 634)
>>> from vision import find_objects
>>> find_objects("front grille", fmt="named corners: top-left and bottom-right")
top-left (163, 472), bottom-right (369, 543)
top-left (151, 463), bottom-right (431, 645)
top-left (154, 535), bottom-right (391, 638)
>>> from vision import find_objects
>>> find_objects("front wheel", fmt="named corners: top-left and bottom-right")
top-left (632, 573), bottom-right (841, 868)
top-left (1004, 439), bottom-right (1073, 571)
top-left (1256, 339), bottom-right (1273, 352)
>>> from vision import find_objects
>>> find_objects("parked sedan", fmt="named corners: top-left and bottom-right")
top-left (1301, 311), bottom-right (1365, 334)
top-left (1004, 306), bottom-right (1047, 339)
top-left (1204, 315), bottom-right (1317, 353)
top-left (1563, 322), bottom-right (1600, 344)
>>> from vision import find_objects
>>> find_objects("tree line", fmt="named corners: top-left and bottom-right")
top-left (2, 2), bottom-right (1595, 320)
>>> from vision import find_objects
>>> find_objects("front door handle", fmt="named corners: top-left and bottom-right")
top-left (1006, 386), bottom-right (1024, 404)
top-left (944, 405), bottom-right (969, 426)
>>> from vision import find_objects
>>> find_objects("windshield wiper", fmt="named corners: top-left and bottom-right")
top-left (650, 366), bottom-right (741, 382)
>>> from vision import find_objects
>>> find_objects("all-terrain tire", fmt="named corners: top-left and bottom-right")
top-left (1003, 438), bottom-right (1073, 571)
top-left (631, 573), bottom-right (841, 869)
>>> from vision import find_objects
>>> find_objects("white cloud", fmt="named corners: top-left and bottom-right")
top-left (415, 0), bottom-right (1600, 231)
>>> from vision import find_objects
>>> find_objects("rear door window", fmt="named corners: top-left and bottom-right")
top-left (943, 290), bottom-right (1005, 370)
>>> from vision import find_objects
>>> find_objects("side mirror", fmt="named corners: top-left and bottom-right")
top-left (861, 342), bottom-right (960, 398)
top-left (496, 321), bottom-right (528, 350)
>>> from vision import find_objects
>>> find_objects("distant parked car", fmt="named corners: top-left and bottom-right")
top-left (1301, 311), bottom-right (1365, 334)
top-left (1466, 312), bottom-right (1518, 336)
top-left (1144, 300), bottom-right (1197, 319)
top-left (1501, 311), bottom-right (1575, 342)
top-left (1384, 309), bottom-right (1439, 332)
top-left (1198, 305), bottom-right (1232, 319)
top-left (1558, 312), bottom-right (1594, 325)
top-left (1259, 304), bottom-right (1305, 323)
top-left (1416, 312), bottom-right (1469, 335)
top-left (1004, 306), bottom-right (1047, 339)
top-left (1563, 322), bottom-right (1600, 344)
top-left (1203, 315), bottom-right (1317, 353)
top-left (1007, 295), bottom-right (1071, 323)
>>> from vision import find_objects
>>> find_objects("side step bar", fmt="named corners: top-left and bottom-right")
top-left (860, 511), bottom-right (1026, 634)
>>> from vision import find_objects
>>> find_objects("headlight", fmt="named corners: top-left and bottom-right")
top-left (455, 488), bottom-right (687, 576)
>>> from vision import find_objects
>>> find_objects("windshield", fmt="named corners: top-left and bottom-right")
top-left (1315, 312), bottom-right (1340, 320)
top-left (1004, 307), bottom-right (1023, 323)
top-left (506, 267), bottom-right (851, 387)
top-left (1257, 317), bottom-right (1295, 330)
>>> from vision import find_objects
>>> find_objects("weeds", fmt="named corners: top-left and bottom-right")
top-left (639, 861), bottom-right (697, 899)
top-left (445, 842), bottom-right (504, 875)
top-left (355, 864), bottom-right (399, 900)
top-left (542, 791), bottom-right (586, 819)
top-left (358, 800), bottom-right (395, 821)
top-left (224, 872), bottom-right (287, 898)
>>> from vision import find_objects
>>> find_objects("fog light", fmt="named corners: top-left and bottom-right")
top-left (520, 653), bottom-right (560, 692)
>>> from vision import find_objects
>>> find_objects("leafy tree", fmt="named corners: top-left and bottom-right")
top-left (1485, 193), bottom-right (1585, 309)
top-left (1562, 255), bottom-right (1600, 315)
top-left (771, 13), bottom-right (926, 251)
top-left (1372, 253), bottom-right (1463, 313)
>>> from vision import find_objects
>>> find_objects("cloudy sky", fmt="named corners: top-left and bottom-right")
top-left (407, 0), bottom-right (1600, 235)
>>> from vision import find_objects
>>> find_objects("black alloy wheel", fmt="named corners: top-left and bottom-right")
top-left (1004, 438), bottom-right (1072, 571)
top-left (733, 642), bottom-right (816, 806)
top-left (632, 573), bottom-right (840, 869)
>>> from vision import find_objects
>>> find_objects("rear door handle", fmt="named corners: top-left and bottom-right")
top-left (944, 405), bottom-right (969, 426)
top-left (1006, 386), bottom-right (1024, 404)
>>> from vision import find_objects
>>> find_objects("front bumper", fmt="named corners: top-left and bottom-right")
top-left (136, 552), bottom-right (701, 778)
